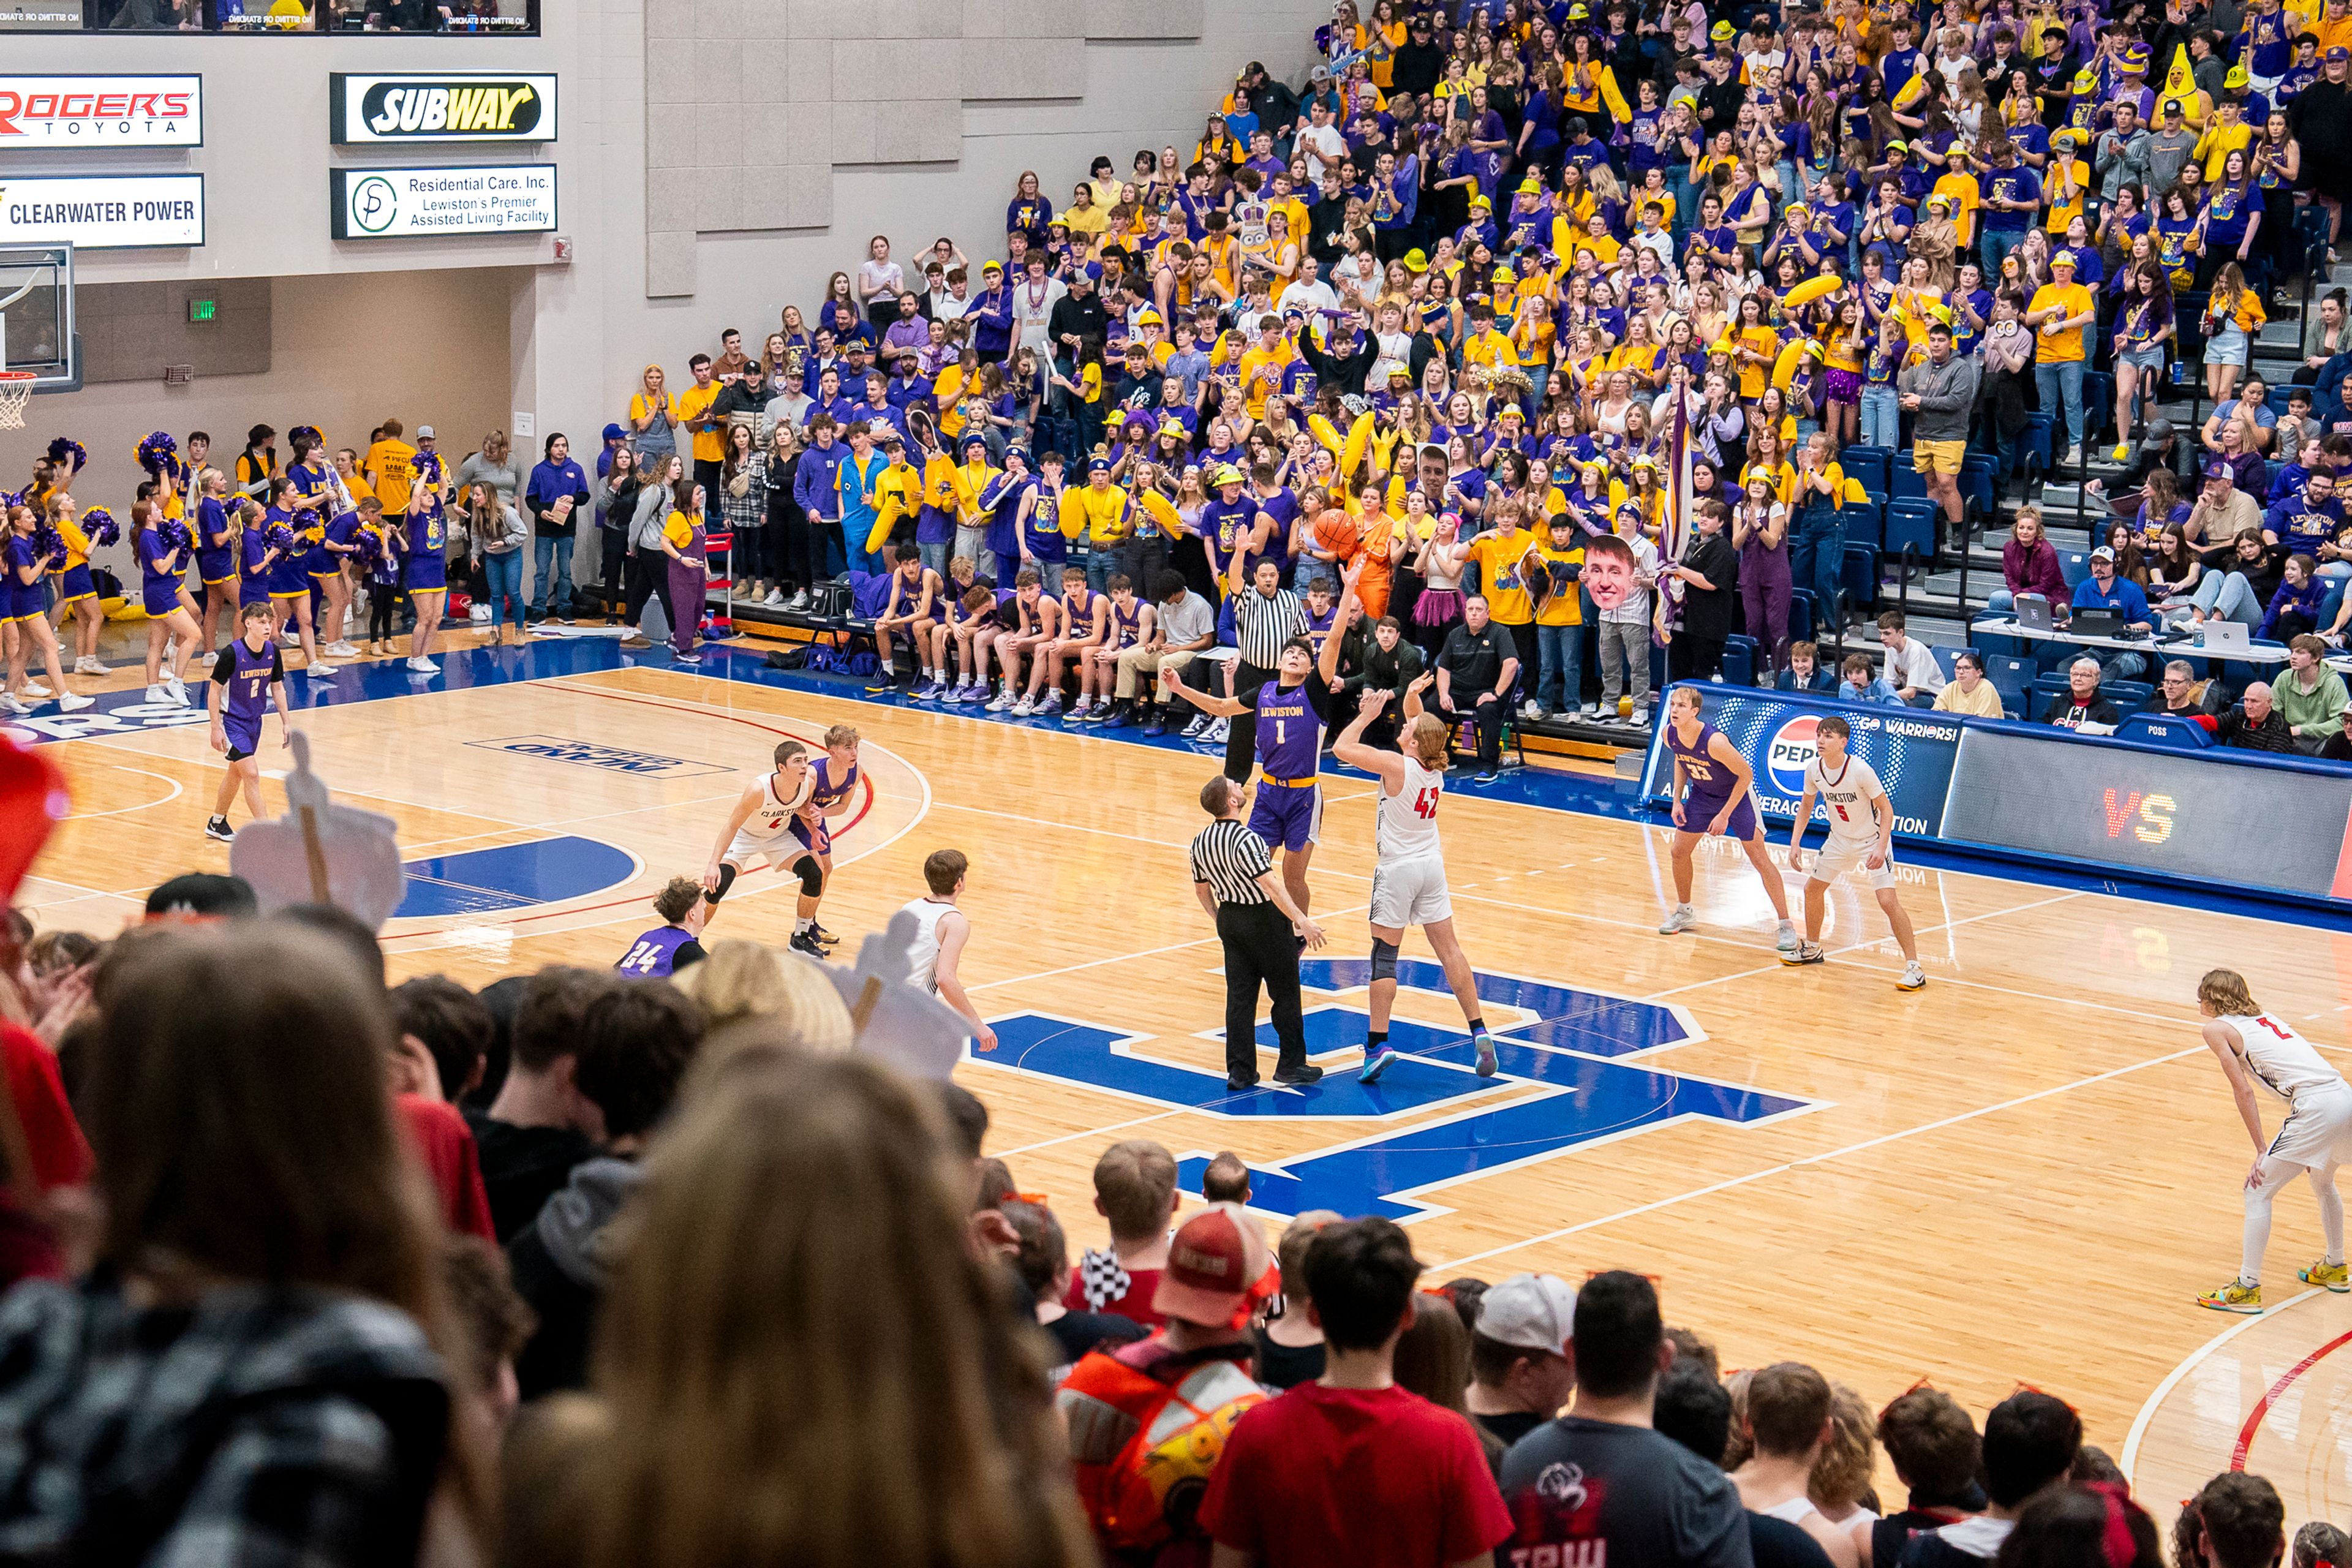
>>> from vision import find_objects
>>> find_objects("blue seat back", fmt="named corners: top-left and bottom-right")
top-left (1886, 499), bottom-right (1938, 558)
top-left (1841, 497), bottom-right (1885, 550)
top-left (1890, 464), bottom-right (1928, 501)
top-left (2120, 711), bottom-right (2214, 748)
top-left (1983, 652), bottom-right (2034, 717)
top-left (1840, 447), bottom-right (1891, 494)
top-left (1841, 543), bottom-right (1879, 614)
top-left (2059, 551), bottom-right (2092, 589)
top-left (1788, 587), bottom-right (1816, 644)
top-left (1721, 634), bottom-right (1758, 688)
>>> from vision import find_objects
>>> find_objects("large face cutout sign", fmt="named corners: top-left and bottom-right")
top-left (1583, 539), bottom-right (1637, 613)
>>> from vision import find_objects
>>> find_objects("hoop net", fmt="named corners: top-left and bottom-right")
top-left (0, 372), bottom-right (31, 431)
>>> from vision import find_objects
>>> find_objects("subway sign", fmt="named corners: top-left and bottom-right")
top-left (329, 74), bottom-right (557, 145)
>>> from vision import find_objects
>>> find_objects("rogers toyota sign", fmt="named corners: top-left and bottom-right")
top-left (0, 75), bottom-right (202, 146)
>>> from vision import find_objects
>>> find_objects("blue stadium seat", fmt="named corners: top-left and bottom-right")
top-left (1841, 544), bottom-right (1879, 614)
top-left (1721, 635), bottom-right (1758, 688)
top-left (2104, 680), bottom-right (2154, 709)
top-left (2080, 372), bottom-right (2111, 445)
top-left (1961, 453), bottom-right (1997, 518)
top-left (2024, 412), bottom-right (2056, 471)
top-left (2032, 671), bottom-right (2073, 708)
top-left (1982, 652), bottom-right (2035, 717)
top-left (1841, 447), bottom-right (1891, 494)
top-left (1885, 499), bottom-right (1938, 559)
top-left (1841, 497), bottom-right (1885, 551)
top-left (1789, 588), bottom-right (1817, 644)
top-left (1890, 464), bottom-right (1929, 502)
top-left (2267, 384), bottom-right (2300, 418)
top-left (2059, 551), bottom-right (2092, 589)
top-left (1932, 645), bottom-right (1966, 681)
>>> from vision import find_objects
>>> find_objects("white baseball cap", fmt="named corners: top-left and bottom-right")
top-left (1476, 1272), bottom-right (1578, 1354)
top-left (416, 424), bottom-right (436, 439)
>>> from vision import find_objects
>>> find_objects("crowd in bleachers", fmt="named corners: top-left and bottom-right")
top-left (0, 880), bottom-right (2335, 1568)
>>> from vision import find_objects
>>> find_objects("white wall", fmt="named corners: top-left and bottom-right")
top-left (1, 0), bottom-right (1326, 584)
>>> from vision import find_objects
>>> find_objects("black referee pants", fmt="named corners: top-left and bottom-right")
top-left (1224, 660), bottom-right (1276, 783)
top-left (1217, 900), bottom-right (1306, 1085)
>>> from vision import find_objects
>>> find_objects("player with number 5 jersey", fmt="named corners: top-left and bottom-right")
top-left (1333, 666), bottom-right (1497, 1085)
top-left (2196, 968), bottom-right (2352, 1314)
top-left (1782, 713), bottom-right (1926, 990)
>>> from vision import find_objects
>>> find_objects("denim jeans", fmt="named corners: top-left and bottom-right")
top-left (1790, 504), bottom-right (1844, 633)
top-left (2188, 570), bottom-right (2264, 625)
top-left (531, 532), bottom-right (574, 617)
top-left (2034, 360), bottom-right (2086, 453)
top-left (918, 538), bottom-right (951, 577)
top-left (1986, 588), bottom-right (2017, 615)
top-left (1858, 385), bottom-right (1902, 449)
top-left (952, 525), bottom-right (997, 585)
top-left (1536, 622), bottom-right (1582, 711)
top-left (1981, 225), bottom-right (2027, 277)
top-left (482, 548), bottom-right (523, 630)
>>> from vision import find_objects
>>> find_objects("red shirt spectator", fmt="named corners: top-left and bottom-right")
top-left (395, 1092), bottom-right (496, 1241)
top-left (2, 1023), bottom-right (91, 1192)
top-left (1198, 1381), bottom-right (1510, 1566)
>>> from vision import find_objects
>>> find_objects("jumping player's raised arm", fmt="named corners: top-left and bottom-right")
top-left (1333, 686), bottom-right (1405, 785)
top-left (1159, 660), bottom-right (1250, 717)
top-left (1319, 559), bottom-right (1361, 690)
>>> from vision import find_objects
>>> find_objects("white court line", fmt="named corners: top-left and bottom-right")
top-left (1638, 890), bottom-right (2090, 1001)
top-left (2118, 1286), bottom-right (2325, 1486)
top-left (993, 1109), bottom-right (1183, 1158)
top-left (1425, 1042), bottom-right (2209, 1275)
top-left (395, 788), bottom-right (747, 858)
top-left (64, 764), bottom-right (182, 820)
top-left (971, 905), bottom-right (1373, 993)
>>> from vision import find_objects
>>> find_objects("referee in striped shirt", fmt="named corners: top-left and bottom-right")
top-left (1191, 774), bottom-right (1325, 1091)
top-left (1224, 556), bottom-right (1305, 782)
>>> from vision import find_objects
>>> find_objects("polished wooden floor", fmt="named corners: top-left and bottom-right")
top-left (18, 636), bottom-right (2352, 1523)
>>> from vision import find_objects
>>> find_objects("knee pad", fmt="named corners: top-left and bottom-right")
top-left (704, 862), bottom-right (739, 905)
top-left (1370, 938), bottom-right (1400, 982)
top-left (797, 856), bottom-right (826, 898)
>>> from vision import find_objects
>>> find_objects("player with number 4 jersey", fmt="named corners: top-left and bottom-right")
top-left (2196, 969), bottom-right (2352, 1314)
top-left (1782, 713), bottom-right (1925, 990)
top-left (1332, 667), bottom-right (1497, 1085)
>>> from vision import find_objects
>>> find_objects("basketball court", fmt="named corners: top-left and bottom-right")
top-left (11, 631), bottom-right (2352, 1514)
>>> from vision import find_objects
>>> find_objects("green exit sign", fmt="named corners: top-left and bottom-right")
top-left (187, 298), bottom-right (216, 323)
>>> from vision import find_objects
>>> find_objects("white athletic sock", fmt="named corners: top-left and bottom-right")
top-left (2244, 1159), bottom-right (2296, 1286)
top-left (794, 918), bottom-right (813, 933)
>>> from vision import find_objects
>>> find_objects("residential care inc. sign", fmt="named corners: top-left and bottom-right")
top-left (331, 165), bottom-right (554, 239)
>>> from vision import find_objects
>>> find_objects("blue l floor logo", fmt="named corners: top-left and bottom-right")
top-left (975, 959), bottom-right (1819, 1223)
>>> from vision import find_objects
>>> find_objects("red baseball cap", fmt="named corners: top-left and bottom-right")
top-left (1153, 1202), bottom-right (1279, 1330)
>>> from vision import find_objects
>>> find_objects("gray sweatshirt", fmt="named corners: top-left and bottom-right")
top-left (1898, 351), bottom-right (1982, 445)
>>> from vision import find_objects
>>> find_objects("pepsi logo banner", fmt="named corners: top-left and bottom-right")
top-left (0, 76), bottom-right (201, 146)
top-left (1644, 685), bottom-right (1963, 837)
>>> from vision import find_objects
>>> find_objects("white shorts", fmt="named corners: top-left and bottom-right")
top-left (2269, 1085), bottom-right (2352, 1169)
top-left (1370, 854), bottom-right (1452, 930)
top-left (1807, 839), bottom-right (1896, 891)
top-left (724, 829), bottom-right (813, 871)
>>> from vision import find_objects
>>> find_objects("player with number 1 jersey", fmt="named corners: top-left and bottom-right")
top-left (1332, 662), bottom-right (1496, 1086)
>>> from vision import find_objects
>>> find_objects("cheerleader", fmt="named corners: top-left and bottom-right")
top-left (134, 501), bottom-right (202, 707)
top-left (43, 494), bottom-right (106, 677)
top-left (194, 470), bottom-right (239, 655)
top-left (2, 500), bottom-right (88, 715)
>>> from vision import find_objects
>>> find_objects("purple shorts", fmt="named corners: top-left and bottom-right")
top-left (790, 815), bottom-right (834, 856)
top-left (1822, 368), bottom-right (1863, 406)
top-left (1248, 781), bottom-right (1323, 854)
top-left (1682, 790), bottom-right (1759, 840)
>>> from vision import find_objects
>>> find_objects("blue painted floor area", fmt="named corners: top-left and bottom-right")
top-left (396, 835), bottom-right (638, 919)
top-left (10, 630), bottom-right (2337, 932)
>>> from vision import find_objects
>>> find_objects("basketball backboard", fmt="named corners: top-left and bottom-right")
top-left (0, 244), bottom-right (76, 392)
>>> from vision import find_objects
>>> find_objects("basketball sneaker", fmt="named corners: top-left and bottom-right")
top-left (163, 676), bottom-right (189, 707)
top-left (204, 816), bottom-right (235, 843)
top-left (1782, 941), bottom-right (1828, 966)
top-left (20, 682), bottom-right (49, 699)
top-left (1775, 921), bottom-right (1800, 952)
top-left (73, 657), bottom-right (107, 676)
top-left (986, 687), bottom-right (1014, 712)
top-left (1474, 1033), bottom-right (1498, 1078)
top-left (1898, 962), bottom-right (1928, 991)
top-left (1658, 905), bottom-right (1696, 935)
top-left (1182, 712), bottom-right (1208, 738)
top-left (2299, 1260), bottom-right (2351, 1292)
top-left (1011, 695), bottom-right (1036, 716)
top-left (1040, 690), bottom-right (1065, 715)
top-left (1359, 1046), bottom-right (1399, 1084)
top-left (809, 922), bottom-right (840, 947)
top-left (2196, 1278), bottom-right (2263, 1314)
top-left (788, 928), bottom-right (826, 958)
top-left (56, 694), bottom-right (91, 712)
top-left (145, 684), bottom-right (169, 704)
top-left (1205, 717), bottom-right (1230, 745)
top-left (1068, 696), bottom-right (1094, 722)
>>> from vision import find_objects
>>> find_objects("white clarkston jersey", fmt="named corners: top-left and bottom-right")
top-left (743, 767), bottom-right (816, 840)
top-left (2222, 1012), bottom-right (2348, 1104)
top-left (1803, 755), bottom-right (1887, 849)
top-left (1376, 754), bottom-right (1445, 864)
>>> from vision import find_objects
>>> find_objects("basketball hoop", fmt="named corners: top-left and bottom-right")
top-left (0, 372), bottom-right (32, 431)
